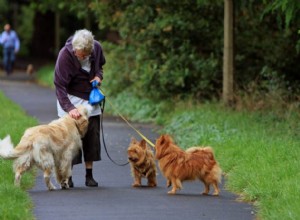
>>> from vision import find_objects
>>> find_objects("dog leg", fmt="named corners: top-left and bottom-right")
top-left (14, 166), bottom-right (25, 187)
top-left (14, 171), bottom-right (21, 187)
top-left (168, 178), bottom-right (180, 194)
top-left (14, 166), bottom-right (32, 187)
top-left (132, 175), bottom-right (142, 187)
top-left (132, 168), bottom-right (142, 187)
top-left (60, 179), bottom-right (69, 190)
top-left (147, 172), bottom-right (157, 187)
top-left (58, 160), bottom-right (72, 189)
top-left (60, 170), bottom-right (72, 189)
top-left (13, 155), bottom-right (32, 187)
top-left (202, 182), bottom-right (210, 195)
top-left (43, 168), bottom-right (56, 191)
top-left (212, 181), bottom-right (220, 196)
top-left (166, 179), bottom-right (171, 188)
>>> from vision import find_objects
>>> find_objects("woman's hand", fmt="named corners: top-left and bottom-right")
top-left (90, 76), bottom-right (102, 85)
top-left (69, 108), bottom-right (81, 119)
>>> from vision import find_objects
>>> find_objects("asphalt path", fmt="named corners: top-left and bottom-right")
top-left (0, 72), bottom-right (255, 220)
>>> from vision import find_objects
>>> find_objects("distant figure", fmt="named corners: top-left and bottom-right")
top-left (0, 24), bottom-right (20, 75)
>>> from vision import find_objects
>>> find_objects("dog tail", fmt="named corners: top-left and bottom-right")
top-left (201, 147), bottom-right (222, 183)
top-left (187, 146), bottom-right (216, 160)
top-left (0, 135), bottom-right (27, 159)
top-left (201, 147), bottom-right (216, 160)
top-left (213, 164), bottom-right (223, 183)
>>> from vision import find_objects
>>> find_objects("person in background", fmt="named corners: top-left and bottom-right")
top-left (0, 23), bottom-right (20, 75)
top-left (54, 29), bottom-right (106, 187)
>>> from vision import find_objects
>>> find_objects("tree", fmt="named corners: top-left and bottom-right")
top-left (223, 0), bottom-right (234, 105)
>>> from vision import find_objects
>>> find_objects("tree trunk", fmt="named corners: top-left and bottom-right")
top-left (223, 0), bottom-right (234, 105)
top-left (84, 12), bottom-right (91, 30)
top-left (54, 12), bottom-right (60, 56)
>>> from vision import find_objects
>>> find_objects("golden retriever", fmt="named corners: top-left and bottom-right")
top-left (0, 105), bottom-right (91, 190)
top-left (155, 134), bottom-right (222, 195)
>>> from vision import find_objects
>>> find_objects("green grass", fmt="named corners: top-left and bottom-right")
top-left (0, 92), bottom-right (38, 220)
top-left (35, 64), bottom-right (55, 89)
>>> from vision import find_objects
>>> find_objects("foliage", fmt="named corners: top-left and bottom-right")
top-left (30, 0), bottom-right (93, 20)
top-left (235, 4), bottom-right (300, 89)
top-left (88, 0), bottom-right (300, 102)
top-left (0, 0), bottom-right (9, 22)
top-left (100, 42), bottom-right (136, 95)
top-left (3, 0), bottom-right (300, 103)
top-left (262, 0), bottom-right (300, 27)
top-left (262, 0), bottom-right (300, 53)
top-left (16, 5), bottom-right (35, 56)
top-left (35, 64), bottom-right (55, 89)
top-left (91, 0), bottom-right (224, 100)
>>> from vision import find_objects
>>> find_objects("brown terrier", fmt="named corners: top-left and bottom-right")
top-left (127, 138), bottom-right (157, 187)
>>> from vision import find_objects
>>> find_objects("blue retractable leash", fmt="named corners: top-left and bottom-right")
top-left (89, 81), bottom-right (129, 166)
top-left (89, 80), bottom-right (105, 105)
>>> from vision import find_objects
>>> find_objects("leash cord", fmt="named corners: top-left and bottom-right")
top-left (99, 99), bottom-right (129, 166)
top-left (100, 89), bottom-right (155, 148)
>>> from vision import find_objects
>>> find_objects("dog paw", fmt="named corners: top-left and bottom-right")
top-left (148, 183), bottom-right (157, 187)
top-left (48, 185), bottom-right (56, 191)
top-left (167, 190), bottom-right (176, 195)
top-left (61, 182), bottom-right (69, 190)
top-left (132, 183), bottom-right (141, 187)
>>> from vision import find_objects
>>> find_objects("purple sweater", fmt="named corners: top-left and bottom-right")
top-left (54, 37), bottom-right (106, 113)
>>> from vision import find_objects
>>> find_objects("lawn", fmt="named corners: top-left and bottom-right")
top-left (0, 91), bottom-right (37, 220)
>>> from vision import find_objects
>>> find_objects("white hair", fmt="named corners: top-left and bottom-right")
top-left (72, 29), bottom-right (94, 53)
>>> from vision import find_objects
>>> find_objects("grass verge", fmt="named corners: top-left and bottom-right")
top-left (0, 91), bottom-right (38, 220)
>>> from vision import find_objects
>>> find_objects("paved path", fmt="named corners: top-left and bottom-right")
top-left (0, 72), bottom-right (255, 220)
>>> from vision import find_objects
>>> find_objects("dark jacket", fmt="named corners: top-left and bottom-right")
top-left (54, 37), bottom-right (106, 113)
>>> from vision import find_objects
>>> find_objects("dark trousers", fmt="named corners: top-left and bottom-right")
top-left (72, 115), bottom-right (101, 165)
top-left (3, 47), bottom-right (15, 75)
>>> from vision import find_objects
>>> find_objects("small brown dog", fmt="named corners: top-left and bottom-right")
top-left (155, 134), bottom-right (222, 195)
top-left (127, 138), bottom-right (157, 187)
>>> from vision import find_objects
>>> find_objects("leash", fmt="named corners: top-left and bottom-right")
top-left (99, 99), bottom-right (129, 166)
top-left (100, 89), bottom-right (155, 149)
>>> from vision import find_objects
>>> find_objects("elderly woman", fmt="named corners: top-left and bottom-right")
top-left (54, 29), bottom-right (106, 187)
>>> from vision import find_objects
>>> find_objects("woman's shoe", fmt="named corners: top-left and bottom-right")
top-left (85, 176), bottom-right (98, 187)
top-left (68, 177), bottom-right (74, 188)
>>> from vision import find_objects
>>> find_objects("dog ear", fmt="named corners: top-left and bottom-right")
top-left (158, 135), bottom-right (166, 145)
top-left (76, 117), bottom-right (89, 137)
top-left (131, 137), bottom-right (138, 144)
top-left (140, 139), bottom-right (146, 149)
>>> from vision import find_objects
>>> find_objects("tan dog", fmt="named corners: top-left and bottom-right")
top-left (155, 134), bottom-right (222, 195)
top-left (127, 138), bottom-right (157, 187)
top-left (26, 64), bottom-right (34, 75)
top-left (0, 105), bottom-right (91, 190)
